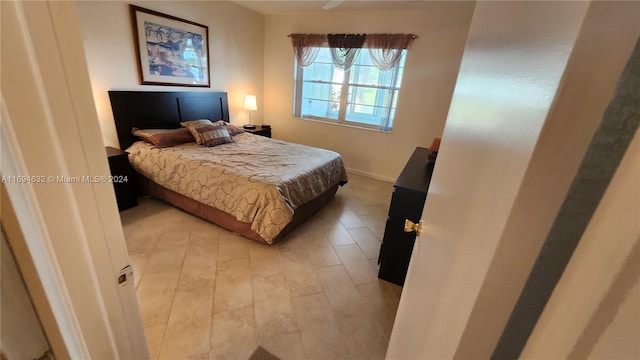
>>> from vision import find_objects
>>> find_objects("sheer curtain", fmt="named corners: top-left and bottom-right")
top-left (290, 33), bottom-right (415, 71)
top-left (327, 34), bottom-right (366, 72)
top-left (290, 34), bottom-right (326, 67)
top-left (366, 34), bottom-right (415, 70)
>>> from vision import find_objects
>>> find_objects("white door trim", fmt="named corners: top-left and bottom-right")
top-left (1, 98), bottom-right (90, 359)
top-left (1, 1), bottom-right (149, 358)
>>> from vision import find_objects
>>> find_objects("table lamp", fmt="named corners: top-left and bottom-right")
top-left (243, 94), bottom-right (257, 129)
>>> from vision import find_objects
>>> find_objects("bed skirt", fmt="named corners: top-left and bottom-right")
top-left (137, 174), bottom-right (339, 245)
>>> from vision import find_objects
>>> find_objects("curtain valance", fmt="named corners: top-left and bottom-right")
top-left (366, 34), bottom-right (414, 71)
top-left (290, 33), bottom-right (325, 67)
top-left (289, 33), bottom-right (416, 70)
top-left (327, 34), bottom-right (365, 71)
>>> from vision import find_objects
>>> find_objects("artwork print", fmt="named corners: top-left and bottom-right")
top-left (131, 6), bottom-right (210, 87)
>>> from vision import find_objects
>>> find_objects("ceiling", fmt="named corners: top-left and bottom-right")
top-left (231, 0), bottom-right (433, 15)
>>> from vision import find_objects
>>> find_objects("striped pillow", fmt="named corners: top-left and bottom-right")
top-left (192, 123), bottom-right (233, 147)
top-left (181, 119), bottom-right (235, 146)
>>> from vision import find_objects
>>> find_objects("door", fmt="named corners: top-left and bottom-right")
top-left (1, 1), bottom-right (148, 358)
top-left (386, 1), bottom-right (639, 359)
top-left (1, 229), bottom-right (51, 360)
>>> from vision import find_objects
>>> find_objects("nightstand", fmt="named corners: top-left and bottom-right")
top-left (243, 125), bottom-right (272, 138)
top-left (106, 146), bottom-right (138, 211)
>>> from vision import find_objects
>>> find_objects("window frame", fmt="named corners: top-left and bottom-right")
top-left (293, 46), bottom-right (406, 132)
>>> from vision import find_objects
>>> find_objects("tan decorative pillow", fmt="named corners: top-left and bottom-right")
top-left (225, 123), bottom-right (245, 136)
top-left (131, 127), bottom-right (194, 148)
top-left (208, 120), bottom-right (245, 136)
top-left (181, 120), bottom-right (233, 147)
top-left (180, 119), bottom-right (214, 145)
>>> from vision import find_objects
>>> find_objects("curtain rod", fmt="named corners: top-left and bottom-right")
top-left (287, 33), bottom-right (417, 39)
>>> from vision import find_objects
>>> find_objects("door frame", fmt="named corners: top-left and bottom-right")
top-left (494, 33), bottom-right (640, 359)
top-left (386, 2), bottom-right (640, 359)
top-left (1, 1), bottom-right (148, 358)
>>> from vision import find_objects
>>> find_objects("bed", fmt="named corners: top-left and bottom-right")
top-left (109, 91), bottom-right (348, 244)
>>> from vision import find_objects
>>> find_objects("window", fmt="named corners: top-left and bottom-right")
top-left (293, 47), bottom-right (407, 132)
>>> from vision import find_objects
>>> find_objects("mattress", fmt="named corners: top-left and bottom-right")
top-left (126, 133), bottom-right (348, 243)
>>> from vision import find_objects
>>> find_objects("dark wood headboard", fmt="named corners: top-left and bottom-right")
top-left (109, 91), bottom-right (230, 150)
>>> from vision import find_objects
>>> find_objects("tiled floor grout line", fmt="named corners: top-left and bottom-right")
top-left (206, 229), bottom-right (219, 360)
top-left (155, 232), bottom-right (190, 359)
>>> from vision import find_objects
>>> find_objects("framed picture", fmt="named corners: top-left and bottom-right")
top-left (131, 5), bottom-right (210, 87)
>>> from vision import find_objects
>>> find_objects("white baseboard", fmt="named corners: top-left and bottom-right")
top-left (345, 167), bottom-right (395, 183)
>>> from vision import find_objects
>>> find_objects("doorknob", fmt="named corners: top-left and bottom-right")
top-left (404, 219), bottom-right (423, 236)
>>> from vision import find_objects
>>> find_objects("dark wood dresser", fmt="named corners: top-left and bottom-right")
top-left (378, 147), bottom-right (434, 286)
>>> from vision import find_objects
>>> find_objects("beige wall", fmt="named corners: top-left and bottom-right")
top-left (263, 2), bottom-right (475, 180)
top-left (74, 1), bottom-right (265, 148)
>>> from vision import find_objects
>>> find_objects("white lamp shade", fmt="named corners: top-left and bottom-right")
top-left (244, 95), bottom-right (257, 111)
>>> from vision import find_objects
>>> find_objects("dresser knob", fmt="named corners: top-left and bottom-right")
top-left (404, 219), bottom-right (423, 236)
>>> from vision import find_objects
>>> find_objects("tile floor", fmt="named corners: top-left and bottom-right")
top-left (120, 173), bottom-right (403, 360)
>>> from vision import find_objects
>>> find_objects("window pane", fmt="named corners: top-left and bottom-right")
top-left (299, 50), bottom-right (342, 120)
top-left (345, 85), bottom-right (394, 126)
top-left (350, 53), bottom-right (382, 86)
top-left (349, 86), bottom-right (378, 111)
top-left (294, 46), bottom-right (407, 131)
top-left (395, 51), bottom-right (407, 88)
top-left (304, 62), bottom-right (334, 82)
top-left (301, 81), bottom-right (340, 119)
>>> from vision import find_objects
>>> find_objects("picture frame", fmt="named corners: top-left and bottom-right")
top-left (131, 5), bottom-right (210, 87)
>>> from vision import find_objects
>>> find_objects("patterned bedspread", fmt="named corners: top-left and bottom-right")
top-left (127, 133), bottom-right (348, 243)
